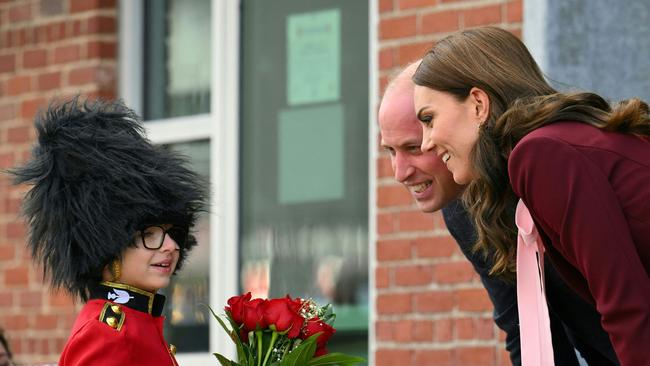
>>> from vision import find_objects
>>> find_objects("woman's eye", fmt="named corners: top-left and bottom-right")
top-left (419, 115), bottom-right (433, 126)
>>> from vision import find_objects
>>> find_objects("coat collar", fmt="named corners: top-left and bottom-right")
top-left (90, 281), bottom-right (166, 316)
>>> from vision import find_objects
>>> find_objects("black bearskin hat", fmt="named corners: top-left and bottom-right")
top-left (11, 97), bottom-right (207, 301)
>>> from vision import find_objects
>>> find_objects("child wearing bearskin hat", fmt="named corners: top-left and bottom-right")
top-left (11, 97), bottom-right (207, 365)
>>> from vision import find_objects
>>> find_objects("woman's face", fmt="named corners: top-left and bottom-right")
top-left (107, 224), bottom-right (181, 293)
top-left (413, 86), bottom-right (487, 185)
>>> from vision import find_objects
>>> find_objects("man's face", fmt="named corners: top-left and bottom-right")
top-left (379, 84), bottom-right (464, 212)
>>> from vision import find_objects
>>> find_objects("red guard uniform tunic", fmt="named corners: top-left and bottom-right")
top-left (59, 282), bottom-right (179, 366)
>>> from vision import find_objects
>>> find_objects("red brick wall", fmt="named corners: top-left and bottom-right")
top-left (0, 0), bottom-right (117, 363)
top-left (375, 1), bottom-right (522, 365)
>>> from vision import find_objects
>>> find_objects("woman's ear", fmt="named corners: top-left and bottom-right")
top-left (469, 87), bottom-right (490, 124)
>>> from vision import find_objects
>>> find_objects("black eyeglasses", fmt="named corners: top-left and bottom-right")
top-left (135, 225), bottom-right (189, 250)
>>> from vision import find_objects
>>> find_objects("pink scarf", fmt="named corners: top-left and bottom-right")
top-left (515, 200), bottom-right (555, 366)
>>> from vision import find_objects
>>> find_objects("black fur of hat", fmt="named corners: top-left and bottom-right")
top-left (11, 97), bottom-right (207, 301)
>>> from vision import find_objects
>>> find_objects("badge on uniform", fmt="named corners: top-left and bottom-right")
top-left (99, 302), bottom-right (126, 331)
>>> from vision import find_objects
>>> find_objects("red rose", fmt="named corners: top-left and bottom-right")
top-left (225, 292), bottom-right (252, 325)
top-left (263, 296), bottom-right (304, 338)
top-left (302, 317), bottom-right (335, 356)
top-left (242, 298), bottom-right (268, 332)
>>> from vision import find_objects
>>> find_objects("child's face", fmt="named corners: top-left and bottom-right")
top-left (118, 224), bottom-right (181, 293)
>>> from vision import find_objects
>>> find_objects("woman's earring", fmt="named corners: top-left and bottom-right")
top-left (111, 259), bottom-right (122, 282)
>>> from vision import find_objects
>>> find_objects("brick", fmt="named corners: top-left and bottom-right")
top-left (54, 44), bottom-right (81, 63)
top-left (7, 126), bottom-right (30, 143)
top-left (68, 66), bottom-right (98, 85)
top-left (507, 0), bottom-right (523, 23)
top-left (413, 319), bottom-right (433, 341)
top-left (0, 104), bottom-right (15, 122)
top-left (1, 314), bottom-right (28, 329)
top-left (477, 317), bottom-right (495, 339)
top-left (394, 264), bottom-right (434, 286)
top-left (399, 0), bottom-right (437, 10)
top-left (9, 3), bottom-right (31, 22)
top-left (0, 244), bottom-right (15, 260)
top-left (414, 349), bottom-right (452, 366)
top-left (19, 290), bottom-right (42, 307)
top-left (393, 319), bottom-right (412, 342)
top-left (21, 97), bottom-right (47, 119)
top-left (377, 155), bottom-right (394, 179)
top-left (6, 221), bottom-right (26, 239)
top-left (23, 48), bottom-right (47, 68)
top-left (456, 288), bottom-right (492, 311)
top-left (47, 22), bottom-right (66, 42)
top-left (34, 314), bottom-right (59, 330)
top-left (455, 317), bottom-right (476, 339)
top-left (397, 210), bottom-right (435, 232)
top-left (498, 347), bottom-right (511, 366)
top-left (38, 71), bottom-right (62, 91)
top-left (379, 74), bottom-right (389, 96)
top-left (396, 41), bottom-right (431, 66)
top-left (4, 266), bottom-right (29, 286)
top-left (379, 47), bottom-right (395, 71)
top-left (433, 261), bottom-right (474, 283)
top-left (70, 0), bottom-right (116, 13)
top-left (0, 292), bottom-right (12, 307)
top-left (414, 290), bottom-right (454, 312)
top-left (376, 320), bottom-right (392, 341)
top-left (7, 75), bottom-right (31, 95)
top-left (414, 235), bottom-right (457, 258)
top-left (379, 0), bottom-right (393, 13)
top-left (377, 239), bottom-right (411, 261)
top-left (49, 290), bottom-right (73, 307)
top-left (421, 10), bottom-right (459, 35)
top-left (462, 5), bottom-right (502, 28)
top-left (377, 184), bottom-right (414, 208)
top-left (433, 318), bottom-right (452, 341)
top-left (87, 40), bottom-right (117, 59)
top-left (376, 266), bottom-right (390, 288)
top-left (34, 24), bottom-right (48, 43)
top-left (377, 212), bottom-right (397, 235)
top-left (72, 19), bottom-right (84, 37)
top-left (455, 346), bottom-right (496, 366)
top-left (379, 15), bottom-right (417, 40)
top-left (375, 349), bottom-right (412, 366)
top-left (377, 293), bottom-right (412, 314)
top-left (0, 152), bottom-right (13, 169)
top-left (86, 15), bottom-right (117, 34)
top-left (0, 54), bottom-right (15, 73)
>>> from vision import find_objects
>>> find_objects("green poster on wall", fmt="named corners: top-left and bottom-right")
top-left (278, 103), bottom-right (344, 204)
top-left (287, 8), bottom-right (341, 106)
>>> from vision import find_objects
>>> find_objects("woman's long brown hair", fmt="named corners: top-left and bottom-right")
top-left (413, 27), bottom-right (650, 279)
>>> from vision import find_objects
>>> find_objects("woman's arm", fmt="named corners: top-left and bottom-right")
top-left (508, 134), bottom-right (650, 366)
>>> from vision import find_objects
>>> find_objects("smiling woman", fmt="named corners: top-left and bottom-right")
top-left (412, 26), bottom-right (650, 366)
top-left (10, 97), bottom-right (207, 366)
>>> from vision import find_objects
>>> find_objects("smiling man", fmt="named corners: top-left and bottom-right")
top-left (378, 62), bottom-right (618, 366)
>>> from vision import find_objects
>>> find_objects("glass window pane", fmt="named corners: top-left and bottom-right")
top-left (143, 0), bottom-right (211, 120)
top-left (240, 1), bottom-right (369, 362)
top-left (161, 140), bottom-right (210, 352)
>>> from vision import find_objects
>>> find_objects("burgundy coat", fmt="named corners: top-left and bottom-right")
top-left (509, 121), bottom-right (650, 366)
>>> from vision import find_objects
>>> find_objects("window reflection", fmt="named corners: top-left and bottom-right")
top-left (143, 0), bottom-right (211, 120)
top-left (161, 140), bottom-right (210, 352)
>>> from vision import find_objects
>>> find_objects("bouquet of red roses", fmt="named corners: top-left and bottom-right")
top-left (211, 292), bottom-right (364, 366)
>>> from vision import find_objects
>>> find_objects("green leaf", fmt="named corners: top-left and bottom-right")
top-left (306, 353), bottom-right (366, 366)
top-left (277, 334), bottom-right (319, 366)
top-left (204, 304), bottom-right (254, 365)
top-left (214, 352), bottom-right (242, 366)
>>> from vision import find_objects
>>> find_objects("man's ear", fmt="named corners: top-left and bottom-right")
top-left (468, 87), bottom-right (490, 124)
